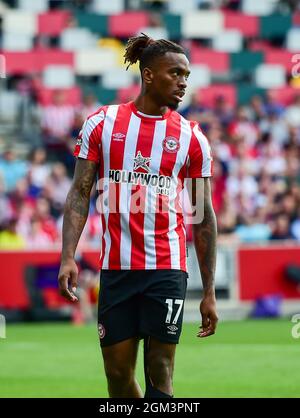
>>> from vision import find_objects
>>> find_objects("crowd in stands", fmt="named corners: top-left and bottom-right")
top-left (0, 0), bottom-right (300, 249)
top-left (1, 85), bottom-right (300, 249)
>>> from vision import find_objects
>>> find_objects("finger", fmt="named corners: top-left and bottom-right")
top-left (197, 323), bottom-right (215, 338)
top-left (61, 288), bottom-right (78, 302)
top-left (58, 275), bottom-right (78, 302)
top-left (209, 316), bottom-right (218, 333)
top-left (201, 315), bottom-right (210, 330)
top-left (70, 271), bottom-right (78, 293)
top-left (197, 329), bottom-right (215, 338)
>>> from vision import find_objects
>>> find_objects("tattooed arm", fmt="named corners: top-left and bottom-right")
top-left (191, 177), bottom-right (218, 337)
top-left (58, 158), bottom-right (98, 301)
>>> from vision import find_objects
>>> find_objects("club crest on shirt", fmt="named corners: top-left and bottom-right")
top-left (76, 137), bottom-right (82, 146)
top-left (162, 136), bottom-right (180, 153)
top-left (133, 151), bottom-right (151, 172)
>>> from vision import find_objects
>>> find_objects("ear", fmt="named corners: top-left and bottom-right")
top-left (142, 67), bottom-right (153, 85)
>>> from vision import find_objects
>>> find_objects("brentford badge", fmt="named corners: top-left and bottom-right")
top-left (162, 136), bottom-right (180, 153)
top-left (76, 131), bottom-right (83, 146)
top-left (98, 323), bottom-right (105, 339)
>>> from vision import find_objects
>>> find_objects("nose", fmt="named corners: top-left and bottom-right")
top-left (178, 76), bottom-right (187, 89)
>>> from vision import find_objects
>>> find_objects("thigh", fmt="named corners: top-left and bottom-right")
top-left (140, 270), bottom-right (188, 344)
top-left (101, 337), bottom-right (140, 374)
top-left (98, 270), bottom-right (140, 347)
top-left (145, 336), bottom-right (177, 365)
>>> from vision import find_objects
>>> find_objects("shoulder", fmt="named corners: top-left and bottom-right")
top-left (172, 111), bottom-right (205, 132)
top-left (86, 105), bottom-right (109, 123)
top-left (86, 102), bottom-right (130, 123)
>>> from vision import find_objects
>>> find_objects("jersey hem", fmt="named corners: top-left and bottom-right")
top-left (100, 265), bottom-right (187, 272)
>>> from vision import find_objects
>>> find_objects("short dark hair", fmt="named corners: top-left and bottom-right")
top-left (124, 33), bottom-right (185, 71)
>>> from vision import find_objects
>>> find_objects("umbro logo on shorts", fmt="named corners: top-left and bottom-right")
top-left (167, 324), bottom-right (178, 335)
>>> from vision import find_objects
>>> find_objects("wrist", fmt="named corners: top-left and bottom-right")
top-left (203, 287), bottom-right (216, 298)
top-left (61, 253), bottom-right (75, 263)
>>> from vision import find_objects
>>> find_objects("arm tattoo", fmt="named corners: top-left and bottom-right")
top-left (61, 159), bottom-right (98, 260)
top-left (192, 178), bottom-right (217, 295)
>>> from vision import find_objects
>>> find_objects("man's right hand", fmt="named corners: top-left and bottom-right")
top-left (58, 258), bottom-right (79, 302)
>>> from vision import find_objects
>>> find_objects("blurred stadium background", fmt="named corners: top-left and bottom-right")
top-left (0, 0), bottom-right (300, 398)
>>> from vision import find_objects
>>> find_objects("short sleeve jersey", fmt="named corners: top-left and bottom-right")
top-left (74, 101), bottom-right (213, 271)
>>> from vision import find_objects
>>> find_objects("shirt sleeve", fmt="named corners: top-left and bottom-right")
top-left (187, 123), bottom-right (213, 178)
top-left (73, 108), bottom-right (105, 163)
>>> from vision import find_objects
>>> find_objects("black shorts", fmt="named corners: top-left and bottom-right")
top-left (97, 269), bottom-right (188, 347)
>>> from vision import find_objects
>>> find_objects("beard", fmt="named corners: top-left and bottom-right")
top-left (168, 101), bottom-right (179, 110)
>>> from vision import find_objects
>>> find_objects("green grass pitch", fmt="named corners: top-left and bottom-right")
top-left (0, 319), bottom-right (299, 398)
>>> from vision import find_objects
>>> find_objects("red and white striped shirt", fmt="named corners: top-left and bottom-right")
top-left (74, 101), bottom-right (212, 272)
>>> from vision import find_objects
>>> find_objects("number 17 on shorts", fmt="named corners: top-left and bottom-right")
top-left (165, 299), bottom-right (184, 336)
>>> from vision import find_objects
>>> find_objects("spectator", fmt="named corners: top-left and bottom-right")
top-left (285, 94), bottom-right (300, 128)
top-left (0, 218), bottom-right (26, 250)
top-left (25, 217), bottom-right (55, 249)
top-left (27, 148), bottom-right (51, 195)
top-left (0, 148), bottom-right (28, 193)
top-left (33, 197), bottom-right (59, 243)
top-left (41, 90), bottom-right (75, 139)
top-left (44, 163), bottom-right (72, 216)
top-left (80, 94), bottom-right (101, 120)
top-left (270, 213), bottom-right (294, 240)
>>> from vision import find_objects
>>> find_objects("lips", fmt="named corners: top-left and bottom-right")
top-left (174, 90), bottom-right (185, 97)
top-left (173, 90), bottom-right (185, 102)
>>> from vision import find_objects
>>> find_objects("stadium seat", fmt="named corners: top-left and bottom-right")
top-left (162, 13), bottom-right (181, 40)
top-left (18, 0), bottom-right (48, 13)
top-left (168, 0), bottom-right (198, 13)
top-left (286, 28), bottom-right (300, 52)
top-left (268, 87), bottom-right (299, 106)
top-left (43, 65), bottom-right (75, 89)
top-left (255, 64), bottom-right (286, 89)
top-left (242, 0), bottom-right (279, 16)
top-left (197, 84), bottom-right (237, 108)
top-left (109, 12), bottom-right (149, 38)
top-left (249, 40), bottom-right (274, 53)
top-left (213, 30), bottom-right (243, 53)
top-left (137, 26), bottom-right (168, 41)
top-left (37, 87), bottom-right (81, 106)
top-left (293, 11), bottom-right (300, 26)
top-left (2, 32), bottom-right (33, 51)
top-left (117, 84), bottom-right (141, 103)
top-left (91, 0), bottom-right (124, 14)
top-left (60, 28), bottom-right (98, 51)
top-left (75, 48), bottom-right (118, 75)
top-left (98, 38), bottom-right (126, 68)
top-left (2, 51), bottom-right (37, 74)
top-left (102, 68), bottom-right (135, 89)
top-left (190, 46), bottom-right (229, 74)
top-left (37, 49), bottom-right (74, 71)
top-left (3, 10), bottom-right (37, 35)
top-left (0, 91), bottom-right (21, 122)
top-left (260, 14), bottom-right (292, 39)
top-left (264, 49), bottom-right (294, 73)
top-left (80, 85), bottom-right (117, 104)
top-left (38, 11), bottom-right (71, 36)
top-left (230, 51), bottom-right (264, 74)
top-left (75, 11), bottom-right (108, 36)
top-left (223, 11), bottom-right (259, 37)
top-left (237, 83), bottom-right (265, 105)
top-left (188, 65), bottom-right (211, 88)
top-left (182, 11), bottom-right (224, 38)
top-left (1, 50), bottom-right (74, 75)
